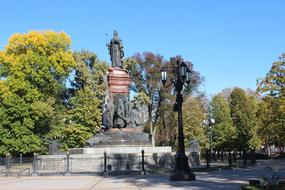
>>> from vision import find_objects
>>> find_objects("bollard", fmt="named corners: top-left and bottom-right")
top-left (228, 151), bottom-right (232, 167)
top-left (104, 152), bottom-right (107, 173)
top-left (221, 152), bottom-right (224, 162)
top-left (233, 151), bottom-right (237, 163)
top-left (141, 150), bottom-right (146, 175)
top-left (206, 149), bottom-right (210, 168)
top-left (65, 152), bottom-right (70, 176)
top-left (32, 153), bottom-right (38, 176)
top-left (5, 153), bottom-right (11, 177)
top-left (19, 153), bottom-right (23, 166)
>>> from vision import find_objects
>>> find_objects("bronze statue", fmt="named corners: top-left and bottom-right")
top-left (107, 31), bottom-right (124, 68)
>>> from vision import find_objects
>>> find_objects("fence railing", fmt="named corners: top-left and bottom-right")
top-left (33, 150), bottom-right (147, 176)
top-left (0, 154), bottom-right (32, 177)
top-left (0, 150), bottom-right (176, 176)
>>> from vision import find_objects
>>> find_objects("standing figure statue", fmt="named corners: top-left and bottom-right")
top-left (107, 31), bottom-right (124, 68)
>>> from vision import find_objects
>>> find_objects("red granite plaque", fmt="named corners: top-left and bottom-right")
top-left (108, 67), bottom-right (131, 94)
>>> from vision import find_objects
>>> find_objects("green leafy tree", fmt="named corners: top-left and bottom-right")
top-left (124, 52), bottom-right (164, 146)
top-left (0, 31), bottom-right (75, 155)
top-left (257, 54), bottom-right (285, 149)
top-left (257, 53), bottom-right (285, 98)
top-left (211, 94), bottom-right (235, 151)
top-left (257, 97), bottom-right (284, 148)
top-left (155, 101), bottom-right (177, 148)
top-left (229, 88), bottom-right (256, 156)
top-left (125, 54), bottom-right (203, 147)
top-left (183, 96), bottom-right (207, 148)
top-left (57, 50), bottom-right (107, 149)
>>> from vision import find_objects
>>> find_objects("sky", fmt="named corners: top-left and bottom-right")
top-left (0, 0), bottom-right (284, 95)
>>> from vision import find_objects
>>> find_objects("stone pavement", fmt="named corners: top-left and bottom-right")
top-left (0, 159), bottom-right (284, 190)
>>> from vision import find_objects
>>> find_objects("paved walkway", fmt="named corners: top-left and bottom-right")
top-left (0, 159), bottom-right (284, 190)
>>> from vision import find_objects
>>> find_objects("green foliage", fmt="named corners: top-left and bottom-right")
top-left (211, 94), bottom-right (235, 151)
top-left (229, 88), bottom-right (256, 151)
top-left (0, 30), bottom-right (75, 155)
top-left (58, 50), bottom-right (107, 149)
top-left (155, 102), bottom-right (177, 148)
top-left (125, 52), bottom-right (164, 145)
top-left (61, 124), bottom-right (93, 150)
top-left (183, 96), bottom-right (207, 148)
top-left (257, 54), bottom-right (285, 148)
top-left (257, 96), bottom-right (285, 147)
top-left (257, 53), bottom-right (285, 98)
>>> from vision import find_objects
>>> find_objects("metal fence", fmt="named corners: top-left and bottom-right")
top-left (0, 154), bottom-right (32, 177)
top-left (33, 150), bottom-right (147, 176)
top-left (0, 150), bottom-right (175, 177)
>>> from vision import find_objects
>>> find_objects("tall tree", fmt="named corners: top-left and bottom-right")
top-left (257, 53), bottom-right (285, 98)
top-left (183, 96), bottom-right (207, 148)
top-left (125, 54), bottom-right (203, 146)
top-left (0, 31), bottom-right (75, 155)
top-left (57, 50), bottom-right (107, 149)
top-left (210, 94), bottom-right (235, 151)
top-left (229, 88), bottom-right (255, 157)
top-left (124, 52), bottom-right (163, 146)
top-left (155, 101), bottom-right (177, 148)
top-left (257, 54), bottom-right (285, 149)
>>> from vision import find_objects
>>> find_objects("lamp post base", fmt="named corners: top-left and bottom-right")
top-left (170, 154), bottom-right (196, 181)
top-left (170, 170), bottom-right (196, 181)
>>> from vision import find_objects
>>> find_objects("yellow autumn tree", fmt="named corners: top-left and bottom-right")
top-left (0, 31), bottom-right (75, 155)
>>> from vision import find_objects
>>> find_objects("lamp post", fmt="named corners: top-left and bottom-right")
top-left (203, 118), bottom-right (215, 168)
top-left (161, 58), bottom-right (195, 181)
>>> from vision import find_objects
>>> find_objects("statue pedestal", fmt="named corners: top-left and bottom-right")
top-left (87, 128), bottom-right (151, 147)
top-left (69, 146), bottom-right (172, 155)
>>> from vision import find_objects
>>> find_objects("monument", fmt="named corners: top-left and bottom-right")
top-left (70, 31), bottom-right (172, 156)
top-left (87, 31), bottom-right (150, 147)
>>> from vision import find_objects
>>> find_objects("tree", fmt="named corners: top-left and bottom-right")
top-left (257, 96), bottom-right (284, 150)
top-left (183, 96), bottom-right (207, 148)
top-left (0, 31), bottom-right (75, 155)
top-left (257, 54), bottom-right (285, 150)
top-left (257, 53), bottom-right (285, 98)
top-left (124, 52), bottom-right (163, 146)
top-left (125, 54), bottom-right (203, 146)
top-left (210, 94), bottom-right (235, 151)
top-left (155, 100), bottom-right (177, 148)
top-left (229, 88), bottom-right (256, 162)
top-left (57, 50), bottom-right (107, 149)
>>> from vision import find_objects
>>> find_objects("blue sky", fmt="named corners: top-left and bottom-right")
top-left (0, 0), bottom-right (284, 95)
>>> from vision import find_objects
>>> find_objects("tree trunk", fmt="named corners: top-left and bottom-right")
top-left (221, 151), bottom-right (224, 162)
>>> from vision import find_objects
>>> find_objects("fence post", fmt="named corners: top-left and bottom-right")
top-left (5, 153), bottom-right (11, 177)
top-left (65, 152), bottom-right (70, 176)
top-left (104, 151), bottom-right (107, 174)
top-left (228, 151), bottom-right (232, 167)
top-left (141, 150), bottom-right (146, 175)
top-left (206, 149), bottom-right (210, 168)
top-left (19, 153), bottom-right (23, 167)
top-left (32, 153), bottom-right (38, 176)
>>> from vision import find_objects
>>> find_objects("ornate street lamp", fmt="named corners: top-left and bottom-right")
top-left (160, 58), bottom-right (195, 181)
